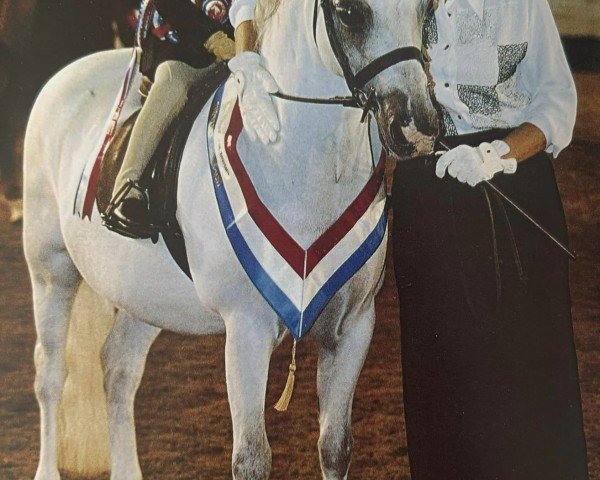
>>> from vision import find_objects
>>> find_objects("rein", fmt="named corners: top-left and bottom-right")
top-left (271, 0), bottom-right (425, 119)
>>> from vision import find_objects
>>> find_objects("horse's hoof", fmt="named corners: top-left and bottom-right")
top-left (110, 467), bottom-right (143, 480)
top-left (33, 466), bottom-right (61, 480)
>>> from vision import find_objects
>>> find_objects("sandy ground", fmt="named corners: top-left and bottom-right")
top-left (0, 73), bottom-right (598, 479)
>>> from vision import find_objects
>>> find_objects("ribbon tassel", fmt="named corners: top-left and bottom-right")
top-left (274, 340), bottom-right (297, 412)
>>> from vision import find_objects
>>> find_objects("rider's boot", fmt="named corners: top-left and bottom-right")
top-left (101, 179), bottom-right (159, 241)
top-left (101, 75), bottom-right (159, 241)
top-left (102, 60), bottom-right (205, 240)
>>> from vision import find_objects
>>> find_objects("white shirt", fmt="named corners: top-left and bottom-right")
top-left (426, 0), bottom-right (577, 156)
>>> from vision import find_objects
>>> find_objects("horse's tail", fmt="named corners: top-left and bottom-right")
top-left (57, 282), bottom-right (115, 476)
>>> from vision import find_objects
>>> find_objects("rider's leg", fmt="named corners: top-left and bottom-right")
top-left (110, 60), bottom-right (205, 224)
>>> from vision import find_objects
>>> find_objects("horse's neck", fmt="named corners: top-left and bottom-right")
top-left (260, 0), bottom-right (348, 98)
top-left (232, 0), bottom-right (376, 245)
top-left (258, 0), bottom-right (364, 155)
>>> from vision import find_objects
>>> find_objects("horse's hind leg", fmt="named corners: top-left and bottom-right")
top-left (101, 310), bottom-right (160, 480)
top-left (224, 313), bottom-right (279, 480)
top-left (24, 205), bottom-right (81, 480)
top-left (315, 303), bottom-right (375, 480)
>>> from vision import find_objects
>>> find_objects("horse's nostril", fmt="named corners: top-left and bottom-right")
top-left (389, 117), bottom-right (410, 147)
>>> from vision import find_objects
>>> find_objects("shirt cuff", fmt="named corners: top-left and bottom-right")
top-left (229, 0), bottom-right (256, 29)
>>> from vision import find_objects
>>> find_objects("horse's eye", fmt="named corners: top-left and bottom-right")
top-left (336, 5), bottom-right (366, 29)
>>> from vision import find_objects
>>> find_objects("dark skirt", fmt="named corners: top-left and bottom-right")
top-left (392, 129), bottom-right (589, 480)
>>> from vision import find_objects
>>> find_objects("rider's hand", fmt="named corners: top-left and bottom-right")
top-left (228, 52), bottom-right (280, 144)
top-left (435, 140), bottom-right (517, 187)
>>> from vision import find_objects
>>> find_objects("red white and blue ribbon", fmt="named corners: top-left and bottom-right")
top-left (207, 82), bottom-right (388, 340)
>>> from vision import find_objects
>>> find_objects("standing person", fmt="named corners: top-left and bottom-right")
top-left (392, 0), bottom-right (590, 479)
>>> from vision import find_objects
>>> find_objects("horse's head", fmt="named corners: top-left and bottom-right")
top-left (316, 0), bottom-right (439, 158)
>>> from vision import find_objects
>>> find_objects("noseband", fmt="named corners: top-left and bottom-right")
top-left (272, 0), bottom-right (425, 118)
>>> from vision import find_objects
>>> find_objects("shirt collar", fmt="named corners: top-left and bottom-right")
top-left (465, 0), bottom-right (485, 18)
top-left (445, 0), bottom-right (485, 19)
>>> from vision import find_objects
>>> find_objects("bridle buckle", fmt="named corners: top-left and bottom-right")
top-left (358, 88), bottom-right (377, 123)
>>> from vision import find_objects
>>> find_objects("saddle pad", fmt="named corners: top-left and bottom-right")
top-left (207, 82), bottom-right (388, 340)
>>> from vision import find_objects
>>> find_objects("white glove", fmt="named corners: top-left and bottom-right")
top-left (435, 140), bottom-right (518, 187)
top-left (228, 51), bottom-right (280, 144)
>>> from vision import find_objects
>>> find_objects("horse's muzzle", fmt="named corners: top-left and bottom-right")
top-left (377, 90), bottom-right (439, 159)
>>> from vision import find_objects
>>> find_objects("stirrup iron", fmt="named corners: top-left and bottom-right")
top-left (101, 179), bottom-right (159, 242)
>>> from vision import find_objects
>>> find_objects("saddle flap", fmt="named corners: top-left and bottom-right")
top-left (96, 111), bottom-right (140, 216)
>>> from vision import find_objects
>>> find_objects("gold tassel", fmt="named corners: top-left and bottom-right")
top-left (274, 340), bottom-right (297, 412)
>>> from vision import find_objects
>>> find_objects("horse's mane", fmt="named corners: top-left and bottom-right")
top-left (253, 0), bottom-right (283, 46)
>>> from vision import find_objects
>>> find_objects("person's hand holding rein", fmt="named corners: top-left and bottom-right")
top-left (228, 20), bottom-right (280, 144)
top-left (435, 122), bottom-right (548, 187)
top-left (435, 141), bottom-right (517, 187)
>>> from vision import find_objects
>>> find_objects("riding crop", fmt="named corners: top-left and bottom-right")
top-left (438, 140), bottom-right (576, 261)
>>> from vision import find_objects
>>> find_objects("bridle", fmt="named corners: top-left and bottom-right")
top-left (272, 0), bottom-right (425, 121)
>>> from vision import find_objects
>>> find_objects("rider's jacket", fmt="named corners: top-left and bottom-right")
top-left (139, 0), bottom-right (234, 78)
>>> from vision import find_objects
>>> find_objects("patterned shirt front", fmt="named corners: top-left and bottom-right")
top-left (425, 0), bottom-right (577, 156)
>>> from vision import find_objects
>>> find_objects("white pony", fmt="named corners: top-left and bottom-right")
top-left (23, 0), bottom-right (437, 478)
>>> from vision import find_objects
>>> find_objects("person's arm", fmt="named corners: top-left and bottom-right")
top-left (498, 0), bottom-right (576, 164)
top-left (518, 0), bottom-right (577, 158)
top-left (227, 0), bottom-right (280, 144)
top-left (436, 0), bottom-right (576, 186)
top-left (435, 121), bottom-right (548, 187)
top-left (501, 122), bottom-right (547, 163)
top-left (234, 20), bottom-right (257, 54)
top-left (229, 0), bottom-right (257, 48)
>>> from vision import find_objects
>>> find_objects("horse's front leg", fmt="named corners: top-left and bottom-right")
top-left (224, 312), bottom-right (279, 480)
top-left (315, 301), bottom-right (375, 480)
top-left (101, 311), bottom-right (161, 480)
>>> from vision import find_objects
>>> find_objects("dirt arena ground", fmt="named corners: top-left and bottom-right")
top-left (1, 73), bottom-right (598, 479)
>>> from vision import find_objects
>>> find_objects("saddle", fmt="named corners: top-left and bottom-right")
top-left (96, 61), bottom-right (230, 278)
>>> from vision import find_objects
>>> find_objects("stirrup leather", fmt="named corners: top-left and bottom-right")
top-left (101, 179), bottom-right (159, 242)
